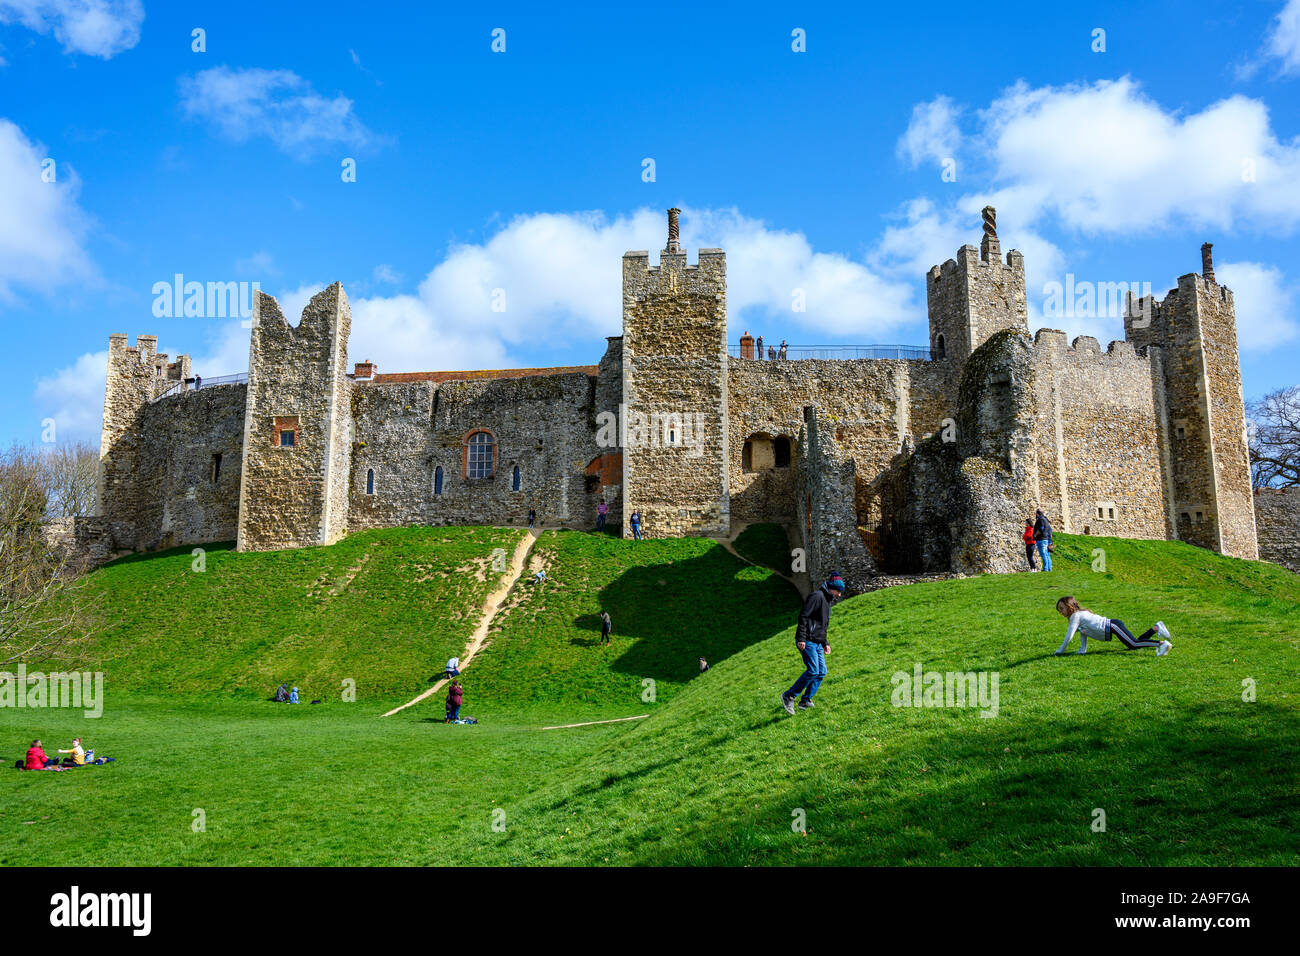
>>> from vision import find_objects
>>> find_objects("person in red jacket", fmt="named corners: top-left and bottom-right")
top-left (445, 679), bottom-right (463, 723)
top-left (24, 739), bottom-right (57, 770)
top-left (1022, 519), bottom-right (1037, 571)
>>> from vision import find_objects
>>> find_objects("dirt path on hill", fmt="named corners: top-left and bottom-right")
top-left (715, 521), bottom-right (810, 598)
top-left (381, 529), bottom-right (538, 718)
top-left (540, 714), bottom-right (650, 730)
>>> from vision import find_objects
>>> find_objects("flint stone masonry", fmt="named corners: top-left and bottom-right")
top-left (1254, 487), bottom-right (1300, 572)
top-left (83, 209), bottom-right (1261, 583)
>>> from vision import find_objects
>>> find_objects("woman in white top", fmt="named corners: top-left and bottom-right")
top-left (1054, 596), bottom-right (1172, 656)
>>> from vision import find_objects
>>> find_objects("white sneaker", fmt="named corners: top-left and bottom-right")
top-left (1157, 640), bottom-right (1172, 657)
top-left (1155, 621), bottom-right (1171, 641)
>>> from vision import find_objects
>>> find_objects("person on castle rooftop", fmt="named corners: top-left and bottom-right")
top-left (780, 574), bottom-right (845, 715)
top-left (1054, 596), bottom-right (1172, 657)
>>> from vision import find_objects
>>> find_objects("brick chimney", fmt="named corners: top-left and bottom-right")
top-left (353, 360), bottom-right (376, 380)
top-left (739, 331), bottom-right (754, 360)
top-left (1201, 242), bottom-right (1215, 284)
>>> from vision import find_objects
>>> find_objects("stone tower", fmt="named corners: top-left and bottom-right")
top-left (926, 206), bottom-right (1028, 367)
top-left (98, 334), bottom-right (191, 546)
top-left (620, 208), bottom-right (730, 537)
top-left (1124, 245), bottom-right (1258, 559)
top-left (236, 283), bottom-right (354, 551)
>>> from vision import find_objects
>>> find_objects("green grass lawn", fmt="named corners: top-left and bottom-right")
top-left (2, 526), bottom-right (1296, 865)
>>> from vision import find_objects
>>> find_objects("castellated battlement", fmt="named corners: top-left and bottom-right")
top-left (1031, 329), bottom-right (1143, 363)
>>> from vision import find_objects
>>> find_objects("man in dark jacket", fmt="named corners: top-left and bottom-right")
top-left (781, 574), bottom-right (845, 714)
top-left (1033, 509), bottom-right (1053, 572)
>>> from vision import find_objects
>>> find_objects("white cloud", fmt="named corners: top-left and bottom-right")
top-left (33, 348), bottom-right (106, 443)
top-left (0, 0), bottom-right (142, 58)
top-left (1263, 0), bottom-right (1300, 75)
top-left (897, 95), bottom-right (962, 169)
top-left (977, 77), bottom-right (1300, 234)
top-left (1216, 260), bottom-right (1300, 351)
top-left (372, 263), bottom-right (401, 285)
top-left (0, 118), bottom-right (94, 300)
top-left (179, 66), bottom-right (374, 155)
top-left (234, 250), bottom-right (277, 276)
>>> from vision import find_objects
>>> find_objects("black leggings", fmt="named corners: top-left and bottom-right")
top-left (1108, 620), bottom-right (1161, 650)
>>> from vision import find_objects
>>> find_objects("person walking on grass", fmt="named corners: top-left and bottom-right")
top-left (1053, 596), bottom-right (1172, 656)
top-left (600, 610), bottom-right (613, 646)
top-left (781, 574), bottom-right (846, 714)
top-left (1022, 519), bottom-right (1037, 571)
top-left (1033, 508), bottom-right (1053, 571)
top-left (446, 679), bottom-right (463, 722)
top-left (596, 499), bottom-right (608, 532)
top-left (528, 508), bottom-right (537, 530)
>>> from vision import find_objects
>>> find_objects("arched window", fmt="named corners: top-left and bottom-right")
top-left (935, 334), bottom-right (946, 360)
top-left (366, 468), bottom-right (375, 495)
top-left (774, 436), bottom-right (792, 468)
top-left (434, 466), bottom-right (444, 496)
top-left (512, 465), bottom-right (521, 491)
top-left (465, 430), bottom-right (495, 479)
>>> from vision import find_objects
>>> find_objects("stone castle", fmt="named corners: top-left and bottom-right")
top-left (77, 207), bottom-right (1287, 588)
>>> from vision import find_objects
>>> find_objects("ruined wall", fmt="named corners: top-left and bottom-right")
top-left (98, 333), bottom-right (193, 549)
top-left (347, 371), bottom-right (602, 531)
top-left (1030, 331), bottom-right (1170, 542)
top-left (621, 245), bottom-right (729, 538)
top-left (726, 357), bottom-right (949, 528)
top-left (1254, 487), bottom-right (1300, 572)
top-left (880, 329), bottom-right (1041, 575)
top-left (237, 284), bottom-right (352, 552)
top-left (793, 406), bottom-right (876, 592)
top-left (130, 384), bottom-right (246, 550)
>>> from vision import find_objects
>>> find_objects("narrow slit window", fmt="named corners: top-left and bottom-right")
top-left (210, 453), bottom-right (222, 483)
top-left (434, 466), bottom-right (444, 495)
top-left (366, 469), bottom-right (375, 495)
top-left (512, 465), bottom-right (521, 491)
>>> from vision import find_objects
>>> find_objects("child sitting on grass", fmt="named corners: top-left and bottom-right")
top-left (59, 737), bottom-right (86, 766)
top-left (1054, 596), bottom-right (1172, 656)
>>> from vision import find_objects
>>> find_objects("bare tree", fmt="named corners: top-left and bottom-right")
top-left (42, 441), bottom-right (99, 518)
top-left (1248, 385), bottom-right (1300, 489)
top-left (0, 444), bottom-right (96, 665)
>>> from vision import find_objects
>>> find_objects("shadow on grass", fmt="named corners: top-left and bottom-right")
top-left (626, 700), bottom-right (1300, 866)
top-left (583, 544), bottom-right (801, 687)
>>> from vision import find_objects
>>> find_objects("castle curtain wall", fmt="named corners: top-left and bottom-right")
top-left (1029, 332), bottom-right (1171, 542)
top-left (347, 372), bottom-right (606, 531)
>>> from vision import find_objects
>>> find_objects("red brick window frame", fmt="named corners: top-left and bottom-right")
top-left (463, 429), bottom-right (497, 479)
top-left (273, 415), bottom-right (300, 448)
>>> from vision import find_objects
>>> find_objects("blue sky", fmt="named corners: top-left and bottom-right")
top-left (4, 0), bottom-right (1300, 445)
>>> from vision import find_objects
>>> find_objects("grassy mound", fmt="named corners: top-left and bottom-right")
top-left (436, 534), bottom-right (1300, 865)
top-left (59, 526), bottom-right (525, 700)
top-left (3, 529), bottom-right (1295, 866)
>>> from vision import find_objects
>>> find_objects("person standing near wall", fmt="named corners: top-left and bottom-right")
top-left (780, 574), bottom-right (845, 714)
top-left (1023, 519), bottom-right (1037, 571)
top-left (1033, 509), bottom-right (1053, 572)
top-left (528, 507), bottom-right (536, 530)
top-left (629, 510), bottom-right (642, 540)
top-left (596, 499), bottom-right (608, 532)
